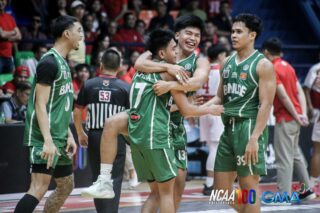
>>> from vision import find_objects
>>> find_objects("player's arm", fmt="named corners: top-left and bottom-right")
top-left (171, 90), bottom-right (223, 118)
top-left (244, 58), bottom-right (276, 166)
top-left (134, 51), bottom-right (188, 81)
top-left (35, 56), bottom-right (60, 169)
top-left (66, 128), bottom-right (77, 156)
top-left (154, 57), bottom-right (210, 95)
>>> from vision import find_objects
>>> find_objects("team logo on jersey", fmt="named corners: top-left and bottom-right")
top-left (130, 112), bottom-right (141, 121)
top-left (103, 80), bottom-right (109, 86)
top-left (243, 64), bottom-right (249, 71)
top-left (231, 72), bottom-right (237, 78)
top-left (240, 72), bottom-right (247, 80)
top-left (184, 63), bottom-right (192, 71)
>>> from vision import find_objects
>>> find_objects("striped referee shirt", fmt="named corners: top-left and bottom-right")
top-left (75, 74), bottom-right (130, 130)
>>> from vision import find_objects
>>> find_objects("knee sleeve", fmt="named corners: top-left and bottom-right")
top-left (206, 141), bottom-right (219, 171)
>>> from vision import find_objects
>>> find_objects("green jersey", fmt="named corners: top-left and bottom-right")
top-left (222, 50), bottom-right (264, 119)
top-left (24, 48), bottom-right (74, 147)
top-left (171, 52), bottom-right (198, 149)
top-left (128, 72), bottom-right (172, 149)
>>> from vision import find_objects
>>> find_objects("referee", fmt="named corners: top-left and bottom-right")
top-left (74, 49), bottom-right (130, 213)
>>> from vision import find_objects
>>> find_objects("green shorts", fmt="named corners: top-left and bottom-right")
top-left (29, 145), bottom-right (72, 169)
top-left (214, 117), bottom-right (268, 177)
top-left (175, 149), bottom-right (188, 170)
top-left (131, 146), bottom-right (178, 182)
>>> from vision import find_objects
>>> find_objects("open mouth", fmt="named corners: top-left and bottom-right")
top-left (185, 41), bottom-right (196, 49)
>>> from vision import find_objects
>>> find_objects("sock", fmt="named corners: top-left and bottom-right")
top-left (14, 194), bottom-right (39, 213)
top-left (310, 176), bottom-right (318, 188)
top-left (206, 177), bottom-right (213, 187)
top-left (100, 163), bottom-right (113, 180)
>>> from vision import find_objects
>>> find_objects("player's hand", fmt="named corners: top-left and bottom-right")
top-left (78, 132), bottom-right (88, 148)
top-left (66, 136), bottom-right (77, 157)
top-left (244, 137), bottom-right (259, 166)
top-left (209, 105), bottom-right (224, 116)
top-left (153, 80), bottom-right (171, 96)
top-left (189, 94), bottom-right (204, 105)
top-left (42, 138), bottom-right (60, 169)
top-left (167, 64), bottom-right (189, 84)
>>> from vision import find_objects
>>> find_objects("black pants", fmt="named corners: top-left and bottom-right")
top-left (88, 130), bottom-right (126, 213)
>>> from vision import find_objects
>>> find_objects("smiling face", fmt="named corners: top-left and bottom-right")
top-left (176, 27), bottom-right (201, 54)
top-left (231, 21), bottom-right (256, 51)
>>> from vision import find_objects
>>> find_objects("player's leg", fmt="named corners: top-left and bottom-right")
top-left (204, 141), bottom-right (219, 195)
top-left (174, 168), bottom-right (187, 210)
top-left (15, 146), bottom-right (55, 213)
top-left (142, 181), bottom-right (159, 213)
top-left (310, 119), bottom-right (320, 190)
top-left (44, 165), bottom-right (74, 213)
top-left (158, 178), bottom-right (176, 213)
top-left (238, 175), bottom-right (260, 213)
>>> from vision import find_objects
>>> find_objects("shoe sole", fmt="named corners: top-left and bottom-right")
top-left (300, 193), bottom-right (317, 201)
top-left (81, 192), bottom-right (115, 199)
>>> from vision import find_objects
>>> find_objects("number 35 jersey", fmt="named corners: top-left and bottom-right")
top-left (129, 72), bottom-right (172, 150)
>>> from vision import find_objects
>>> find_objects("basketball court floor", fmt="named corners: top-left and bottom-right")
top-left (1, 180), bottom-right (320, 212)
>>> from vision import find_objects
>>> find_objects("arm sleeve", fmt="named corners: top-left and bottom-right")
top-left (36, 55), bottom-right (58, 85)
top-left (75, 83), bottom-right (87, 108)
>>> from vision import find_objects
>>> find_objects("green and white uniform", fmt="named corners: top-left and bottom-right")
top-left (24, 48), bottom-right (74, 168)
top-left (171, 52), bottom-right (198, 169)
top-left (129, 72), bottom-right (177, 182)
top-left (214, 50), bottom-right (268, 176)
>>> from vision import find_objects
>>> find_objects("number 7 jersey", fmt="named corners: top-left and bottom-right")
top-left (129, 72), bottom-right (172, 149)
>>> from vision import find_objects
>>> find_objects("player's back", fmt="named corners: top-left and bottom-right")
top-left (129, 72), bottom-right (172, 150)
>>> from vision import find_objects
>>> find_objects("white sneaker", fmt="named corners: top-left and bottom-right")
top-left (81, 175), bottom-right (115, 199)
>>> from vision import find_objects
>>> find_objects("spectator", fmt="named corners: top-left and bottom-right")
top-left (83, 14), bottom-right (98, 55)
top-left (91, 34), bottom-right (110, 68)
top-left (129, 0), bottom-right (142, 18)
top-left (113, 12), bottom-right (144, 53)
top-left (48, 0), bottom-right (68, 21)
top-left (22, 44), bottom-right (48, 76)
top-left (200, 39), bottom-right (213, 57)
top-left (19, 14), bottom-right (47, 51)
top-left (211, 0), bottom-right (232, 37)
top-left (0, 82), bottom-right (31, 123)
top-left (68, 0), bottom-right (86, 66)
top-left (303, 51), bottom-right (320, 192)
top-left (178, 0), bottom-right (207, 21)
top-left (72, 63), bottom-right (90, 100)
top-left (1, 65), bottom-right (30, 96)
top-left (0, 0), bottom-right (22, 74)
top-left (118, 50), bottom-right (139, 84)
top-left (135, 19), bottom-right (146, 41)
top-left (202, 20), bottom-right (218, 45)
top-left (107, 20), bottom-right (118, 39)
top-left (102, 0), bottom-right (128, 24)
top-left (148, 0), bottom-right (174, 31)
top-left (262, 37), bottom-right (316, 200)
top-left (88, 0), bottom-right (107, 33)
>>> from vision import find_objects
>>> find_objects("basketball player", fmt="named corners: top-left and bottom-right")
top-left (134, 15), bottom-right (209, 209)
top-left (196, 44), bottom-right (227, 195)
top-left (14, 15), bottom-right (82, 213)
top-left (82, 29), bottom-right (223, 213)
top-left (205, 13), bottom-right (276, 212)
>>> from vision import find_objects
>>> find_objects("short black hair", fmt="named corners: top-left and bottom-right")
top-left (146, 29), bottom-right (175, 56)
top-left (261, 37), bottom-right (282, 55)
top-left (50, 15), bottom-right (78, 40)
top-left (75, 63), bottom-right (90, 72)
top-left (16, 82), bottom-right (32, 92)
top-left (233, 13), bottom-right (263, 38)
top-left (174, 15), bottom-right (204, 34)
top-left (101, 49), bottom-right (121, 70)
top-left (207, 44), bottom-right (228, 61)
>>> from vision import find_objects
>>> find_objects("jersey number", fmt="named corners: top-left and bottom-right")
top-left (132, 83), bottom-right (147, 108)
top-left (99, 90), bottom-right (111, 102)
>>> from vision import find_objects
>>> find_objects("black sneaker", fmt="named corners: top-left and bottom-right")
top-left (202, 184), bottom-right (213, 196)
top-left (298, 188), bottom-right (316, 201)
